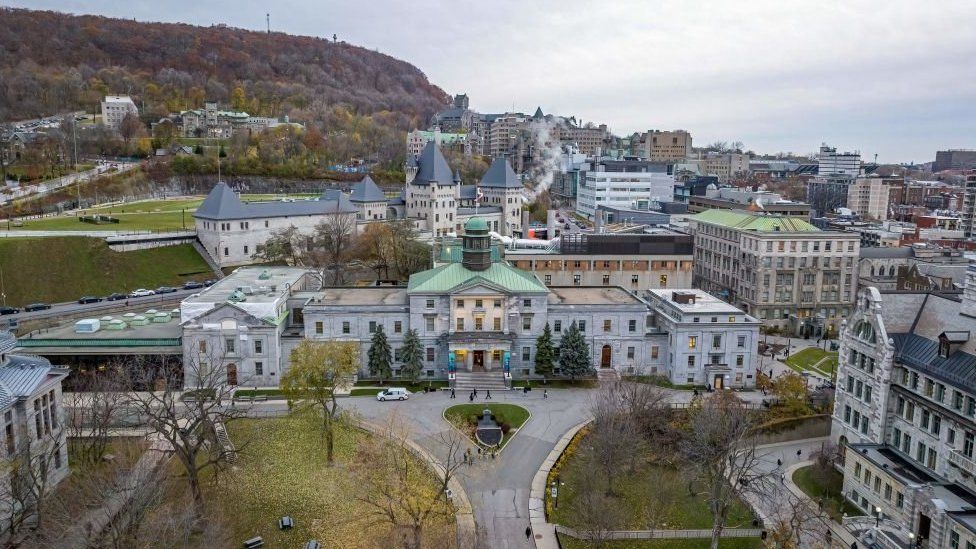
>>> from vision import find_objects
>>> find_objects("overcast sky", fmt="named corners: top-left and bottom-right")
top-left (9, 0), bottom-right (976, 163)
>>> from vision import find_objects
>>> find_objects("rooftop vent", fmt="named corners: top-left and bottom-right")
top-left (672, 291), bottom-right (697, 305)
top-left (258, 270), bottom-right (271, 280)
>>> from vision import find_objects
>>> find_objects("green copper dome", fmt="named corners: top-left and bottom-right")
top-left (465, 217), bottom-right (489, 232)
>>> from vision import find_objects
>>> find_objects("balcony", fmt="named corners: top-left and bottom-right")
top-left (949, 449), bottom-right (976, 476)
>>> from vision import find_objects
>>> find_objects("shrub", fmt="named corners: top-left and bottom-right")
top-left (500, 422), bottom-right (511, 434)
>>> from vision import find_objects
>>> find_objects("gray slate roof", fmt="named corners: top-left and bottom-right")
top-left (411, 142), bottom-right (455, 186)
top-left (459, 185), bottom-right (477, 199)
top-left (859, 247), bottom-right (913, 259)
top-left (480, 157), bottom-right (522, 189)
top-left (892, 332), bottom-right (976, 392)
top-left (0, 354), bottom-right (68, 410)
top-left (194, 182), bottom-right (357, 220)
top-left (349, 176), bottom-right (387, 203)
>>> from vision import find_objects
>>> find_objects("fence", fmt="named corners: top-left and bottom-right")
top-left (555, 525), bottom-right (764, 540)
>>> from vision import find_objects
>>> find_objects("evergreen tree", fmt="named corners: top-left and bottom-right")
top-left (400, 328), bottom-right (424, 384)
top-left (193, 144), bottom-right (203, 155)
top-left (218, 145), bottom-right (227, 158)
top-left (367, 325), bottom-right (392, 384)
top-left (534, 322), bottom-right (556, 379)
top-left (559, 321), bottom-right (593, 380)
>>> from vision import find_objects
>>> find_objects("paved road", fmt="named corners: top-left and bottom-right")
top-left (1, 161), bottom-right (139, 205)
top-left (344, 386), bottom-right (772, 549)
top-left (1, 289), bottom-right (201, 325)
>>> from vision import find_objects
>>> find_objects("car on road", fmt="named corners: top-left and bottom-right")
top-left (182, 281), bottom-right (204, 290)
top-left (0, 306), bottom-right (20, 315)
top-left (155, 286), bottom-right (178, 294)
top-left (105, 293), bottom-right (128, 301)
top-left (23, 303), bottom-right (52, 312)
top-left (203, 279), bottom-right (217, 287)
top-left (129, 289), bottom-right (155, 298)
top-left (77, 296), bottom-right (103, 304)
top-left (376, 388), bottom-right (410, 402)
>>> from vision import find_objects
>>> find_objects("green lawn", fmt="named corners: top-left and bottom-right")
top-left (549, 431), bottom-right (756, 531)
top-left (792, 465), bottom-right (864, 521)
top-left (0, 237), bottom-right (212, 306)
top-left (559, 537), bottom-right (762, 549)
top-left (7, 194), bottom-right (323, 232)
top-left (785, 348), bottom-right (838, 377)
top-left (444, 403), bottom-right (530, 448)
top-left (216, 413), bottom-right (453, 548)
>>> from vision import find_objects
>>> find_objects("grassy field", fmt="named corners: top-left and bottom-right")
top-left (792, 464), bottom-right (864, 521)
top-left (215, 413), bottom-right (454, 548)
top-left (559, 537), bottom-right (762, 548)
top-left (8, 194), bottom-right (324, 232)
top-left (785, 347), bottom-right (838, 378)
top-left (549, 431), bottom-right (756, 531)
top-left (0, 237), bottom-right (212, 306)
top-left (444, 403), bottom-right (530, 448)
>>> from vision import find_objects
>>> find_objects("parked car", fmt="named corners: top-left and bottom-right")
top-left (129, 289), bottom-right (155, 298)
top-left (182, 281), bottom-right (204, 290)
top-left (105, 293), bottom-right (128, 301)
top-left (23, 303), bottom-right (52, 312)
top-left (155, 286), bottom-right (177, 294)
top-left (376, 388), bottom-right (410, 402)
top-left (77, 296), bottom-right (102, 304)
top-left (203, 279), bottom-right (217, 287)
top-left (0, 306), bottom-right (20, 315)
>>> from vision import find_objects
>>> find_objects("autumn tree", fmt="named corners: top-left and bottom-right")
top-left (368, 324), bottom-right (393, 384)
top-left (252, 225), bottom-right (308, 265)
top-left (534, 322), bottom-right (556, 380)
top-left (681, 391), bottom-right (774, 549)
top-left (772, 372), bottom-right (812, 417)
top-left (400, 329), bottom-right (424, 384)
top-left (230, 86), bottom-right (247, 111)
top-left (281, 340), bottom-right (358, 464)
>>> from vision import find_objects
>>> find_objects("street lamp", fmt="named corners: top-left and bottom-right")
top-left (874, 506), bottom-right (882, 528)
top-left (550, 480), bottom-right (558, 509)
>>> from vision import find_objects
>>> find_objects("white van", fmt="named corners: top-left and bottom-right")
top-left (376, 387), bottom-right (410, 401)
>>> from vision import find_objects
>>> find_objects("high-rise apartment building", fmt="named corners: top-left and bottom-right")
top-left (818, 144), bottom-right (862, 177)
top-left (962, 175), bottom-right (976, 239)
top-left (638, 130), bottom-right (692, 162)
top-left (100, 95), bottom-right (138, 131)
top-left (933, 149), bottom-right (976, 172)
top-left (576, 166), bottom-right (675, 219)
top-left (846, 176), bottom-right (893, 220)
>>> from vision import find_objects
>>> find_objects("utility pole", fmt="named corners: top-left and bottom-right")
top-left (71, 118), bottom-right (79, 170)
top-left (266, 13), bottom-right (270, 34)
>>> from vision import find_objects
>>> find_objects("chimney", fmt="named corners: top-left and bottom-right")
top-left (672, 291), bottom-right (696, 305)
top-left (521, 209), bottom-right (530, 238)
top-left (547, 209), bottom-right (556, 235)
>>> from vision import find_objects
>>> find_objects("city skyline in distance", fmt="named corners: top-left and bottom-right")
top-left (6, 0), bottom-right (976, 164)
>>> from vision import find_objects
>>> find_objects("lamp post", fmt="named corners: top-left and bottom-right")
top-left (550, 480), bottom-right (558, 510)
top-left (874, 506), bottom-right (882, 528)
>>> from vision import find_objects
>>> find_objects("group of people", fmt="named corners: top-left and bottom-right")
top-left (447, 387), bottom-right (549, 400)
top-left (462, 445), bottom-right (497, 464)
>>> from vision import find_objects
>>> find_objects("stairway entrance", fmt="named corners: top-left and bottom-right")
top-left (473, 350), bottom-right (485, 371)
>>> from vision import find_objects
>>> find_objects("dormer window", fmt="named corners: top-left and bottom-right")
top-left (939, 339), bottom-right (950, 359)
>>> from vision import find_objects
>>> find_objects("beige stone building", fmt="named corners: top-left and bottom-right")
top-left (847, 176), bottom-right (893, 220)
top-left (638, 129), bottom-right (692, 162)
top-left (691, 209), bottom-right (860, 336)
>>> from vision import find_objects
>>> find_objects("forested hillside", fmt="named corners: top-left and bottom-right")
top-left (0, 8), bottom-right (447, 124)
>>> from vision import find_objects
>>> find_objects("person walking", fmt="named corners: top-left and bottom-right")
top-left (450, 388), bottom-right (456, 399)
top-left (486, 389), bottom-right (492, 400)
top-left (777, 458), bottom-right (782, 468)
top-left (780, 472), bottom-right (786, 484)
top-left (469, 392), bottom-right (474, 402)
top-left (796, 449), bottom-right (802, 459)
top-left (473, 387), bottom-right (478, 398)
top-left (543, 389), bottom-right (548, 399)
top-left (525, 526), bottom-right (532, 540)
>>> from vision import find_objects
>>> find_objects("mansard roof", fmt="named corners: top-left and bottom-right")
top-left (349, 175), bottom-right (387, 203)
top-left (480, 157), bottom-right (522, 189)
top-left (411, 141), bottom-right (455, 186)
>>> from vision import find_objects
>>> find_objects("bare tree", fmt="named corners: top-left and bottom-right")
top-left (614, 380), bottom-right (671, 443)
top-left (764, 492), bottom-right (831, 549)
top-left (353, 414), bottom-right (465, 549)
top-left (313, 211), bottom-right (356, 285)
top-left (588, 383), bottom-right (646, 496)
top-left (118, 112), bottom-right (146, 150)
top-left (252, 224), bottom-right (309, 266)
top-left (680, 391), bottom-right (774, 549)
top-left (124, 351), bottom-right (246, 513)
top-left (567, 468), bottom-right (629, 547)
top-left (66, 367), bottom-right (129, 466)
top-left (0, 430), bottom-right (66, 546)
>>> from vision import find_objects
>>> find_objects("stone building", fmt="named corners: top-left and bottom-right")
top-left (830, 270), bottom-right (976, 549)
top-left (691, 209), bottom-right (859, 336)
top-left (100, 95), bottom-right (138, 131)
top-left (181, 220), bottom-right (758, 390)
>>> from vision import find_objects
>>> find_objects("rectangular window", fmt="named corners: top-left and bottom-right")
top-left (712, 335), bottom-right (722, 348)
top-left (426, 317), bottom-right (435, 331)
top-left (545, 275), bottom-right (552, 285)
top-left (369, 321), bottom-right (377, 333)
top-left (554, 320), bottom-right (562, 332)
top-left (475, 317), bottom-right (484, 331)
top-left (493, 317), bottom-right (501, 330)
top-left (603, 319), bottom-right (612, 332)
top-left (456, 300), bottom-right (464, 309)
top-left (394, 348), bottom-right (402, 362)
top-left (494, 299), bottom-right (501, 308)
top-left (578, 320), bottom-right (586, 332)
top-left (342, 321), bottom-right (350, 334)
top-left (627, 347), bottom-right (635, 359)
top-left (225, 338), bottom-right (235, 353)
top-left (255, 361), bottom-right (263, 375)
top-left (394, 321), bottom-right (402, 333)
top-left (736, 355), bottom-right (744, 366)
top-left (523, 317), bottom-right (532, 330)
top-left (522, 346), bottom-right (531, 361)
top-left (628, 319), bottom-right (637, 332)
top-left (523, 299), bottom-right (532, 307)
top-left (688, 336), bottom-right (697, 349)
top-left (737, 335), bottom-right (745, 348)
top-left (651, 346), bottom-right (659, 359)
top-left (687, 356), bottom-right (695, 367)
top-left (199, 340), bottom-right (207, 352)
top-left (426, 299), bottom-right (435, 309)
top-left (254, 339), bottom-right (263, 354)
top-left (456, 318), bottom-right (464, 331)
top-left (426, 348), bottom-right (435, 362)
